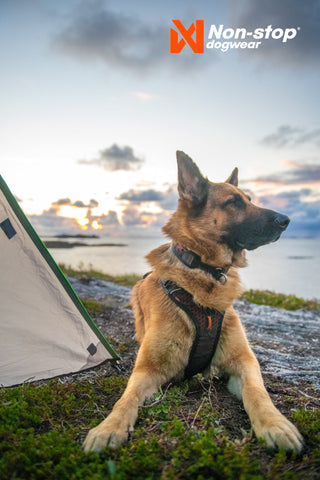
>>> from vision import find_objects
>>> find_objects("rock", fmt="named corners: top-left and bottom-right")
top-left (234, 300), bottom-right (320, 391)
top-left (68, 276), bottom-right (320, 391)
top-left (68, 276), bottom-right (131, 304)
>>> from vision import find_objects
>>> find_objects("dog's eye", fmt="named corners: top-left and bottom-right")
top-left (223, 195), bottom-right (245, 209)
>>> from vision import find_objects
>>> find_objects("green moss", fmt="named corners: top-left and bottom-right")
top-left (80, 298), bottom-right (104, 314)
top-left (240, 289), bottom-right (320, 311)
top-left (169, 429), bottom-right (262, 479)
top-left (293, 409), bottom-right (320, 445)
top-left (0, 379), bottom-right (319, 479)
top-left (102, 377), bottom-right (128, 395)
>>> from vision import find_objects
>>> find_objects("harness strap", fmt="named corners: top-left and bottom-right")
top-left (160, 279), bottom-right (224, 379)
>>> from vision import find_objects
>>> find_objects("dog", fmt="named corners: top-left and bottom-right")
top-left (83, 150), bottom-right (303, 453)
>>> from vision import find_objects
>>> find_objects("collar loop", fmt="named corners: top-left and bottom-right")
top-left (172, 243), bottom-right (228, 284)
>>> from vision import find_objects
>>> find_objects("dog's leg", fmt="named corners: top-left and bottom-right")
top-left (228, 356), bottom-right (303, 452)
top-left (83, 355), bottom-right (161, 452)
top-left (225, 335), bottom-right (304, 452)
top-left (83, 369), bottom-right (158, 452)
top-left (83, 332), bottom-right (186, 452)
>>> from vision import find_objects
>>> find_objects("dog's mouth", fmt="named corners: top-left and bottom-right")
top-left (236, 232), bottom-right (281, 251)
top-left (229, 214), bottom-right (289, 251)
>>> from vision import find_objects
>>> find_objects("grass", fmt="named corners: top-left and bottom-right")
top-left (240, 289), bottom-right (320, 311)
top-left (81, 298), bottom-right (105, 315)
top-left (59, 263), bottom-right (140, 287)
top-left (1, 378), bottom-right (319, 479)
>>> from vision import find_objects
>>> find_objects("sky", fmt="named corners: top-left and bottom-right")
top-left (1, 0), bottom-right (320, 238)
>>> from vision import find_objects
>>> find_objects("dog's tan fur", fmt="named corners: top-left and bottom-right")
top-left (83, 151), bottom-right (303, 453)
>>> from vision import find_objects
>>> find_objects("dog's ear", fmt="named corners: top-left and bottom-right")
top-left (225, 167), bottom-right (238, 187)
top-left (176, 150), bottom-right (208, 207)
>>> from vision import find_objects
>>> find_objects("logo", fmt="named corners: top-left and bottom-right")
top-left (170, 20), bottom-right (300, 54)
top-left (170, 20), bottom-right (204, 54)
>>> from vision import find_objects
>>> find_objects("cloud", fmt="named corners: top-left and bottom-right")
top-left (247, 160), bottom-right (320, 237)
top-left (73, 199), bottom-right (99, 208)
top-left (27, 197), bottom-right (119, 236)
top-left (52, 1), bottom-right (210, 74)
top-left (121, 204), bottom-right (170, 228)
top-left (121, 205), bottom-right (146, 226)
top-left (119, 186), bottom-right (178, 210)
top-left (52, 198), bottom-right (72, 206)
top-left (252, 162), bottom-right (320, 186)
top-left (85, 207), bottom-right (120, 230)
top-left (53, 198), bottom-right (99, 208)
top-left (28, 207), bottom-right (81, 236)
top-left (261, 125), bottom-right (320, 149)
top-left (257, 190), bottom-right (320, 237)
top-left (119, 189), bottom-right (165, 204)
top-left (97, 211), bottom-right (120, 227)
top-left (227, 0), bottom-right (320, 68)
top-left (78, 144), bottom-right (144, 172)
top-left (119, 184), bottom-right (179, 228)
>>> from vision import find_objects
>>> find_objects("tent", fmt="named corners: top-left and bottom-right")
top-left (0, 175), bottom-right (119, 387)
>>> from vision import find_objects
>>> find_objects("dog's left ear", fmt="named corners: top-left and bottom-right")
top-left (225, 167), bottom-right (238, 187)
top-left (176, 150), bottom-right (208, 207)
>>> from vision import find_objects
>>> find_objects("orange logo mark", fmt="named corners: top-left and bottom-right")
top-left (170, 19), bottom-right (205, 54)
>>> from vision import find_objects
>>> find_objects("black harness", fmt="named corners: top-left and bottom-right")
top-left (160, 279), bottom-right (224, 379)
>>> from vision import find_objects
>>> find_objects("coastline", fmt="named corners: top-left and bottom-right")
top-left (45, 240), bottom-right (128, 249)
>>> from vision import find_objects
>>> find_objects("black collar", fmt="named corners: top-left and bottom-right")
top-left (172, 243), bottom-right (228, 284)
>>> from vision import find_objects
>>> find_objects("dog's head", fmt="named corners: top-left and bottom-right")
top-left (163, 151), bottom-right (289, 256)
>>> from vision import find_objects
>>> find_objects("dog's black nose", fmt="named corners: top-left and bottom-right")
top-left (274, 213), bottom-right (290, 230)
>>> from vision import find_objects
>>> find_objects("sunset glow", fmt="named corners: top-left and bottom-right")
top-left (92, 220), bottom-right (103, 230)
top-left (57, 205), bottom-right (90, 230)
top-left (77, 218), bottom-right (89, 229)
top-left (140, 215), bottom-right (153, 225)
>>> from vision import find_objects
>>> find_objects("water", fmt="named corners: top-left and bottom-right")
top-left (48, 236), bottom-right (320, 300)
top-left (242, 238), bottom-right (320, 300)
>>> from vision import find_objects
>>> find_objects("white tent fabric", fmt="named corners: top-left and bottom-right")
top-left (0, 176), bottom-right (118, 387)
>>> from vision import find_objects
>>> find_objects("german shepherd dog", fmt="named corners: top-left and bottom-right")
top-left (83, 151), bottom-right (303, 453)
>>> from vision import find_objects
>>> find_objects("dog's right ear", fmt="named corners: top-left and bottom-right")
top-left (225, 167), bottom-right (238, 187)
top-left (176, 150), bottom-right (208, 207)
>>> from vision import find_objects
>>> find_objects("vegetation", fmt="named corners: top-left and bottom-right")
top-left (59, 263), bottom-right (140, 287)
top-left (1, 377), bottom-right (319, 479)
top-left (240, 289), bottom-right (320, 311)
top-left (2, 268), bottom-right (317, 478)
top-left (81, 298), bottom-right (105, 315)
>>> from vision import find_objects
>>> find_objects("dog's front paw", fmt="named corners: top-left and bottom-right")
top-left (83, 417), bottom-right (131, 452)
top-left (254, 413), bottom-right (304, 453)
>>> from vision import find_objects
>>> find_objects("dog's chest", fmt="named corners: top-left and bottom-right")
top-left (160, 280), bottom-right (224, 379)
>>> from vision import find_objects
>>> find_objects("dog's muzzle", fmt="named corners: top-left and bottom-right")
top-left (232, 211), bottom-right (290, 251)
top-left (273, 213), bottom-right (290, 231)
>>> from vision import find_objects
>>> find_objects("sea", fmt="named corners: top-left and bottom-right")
top-left (48, 236), bottom-right (320, 300)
